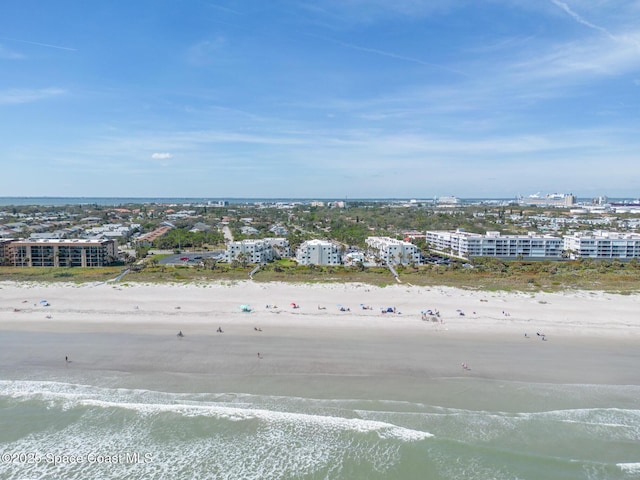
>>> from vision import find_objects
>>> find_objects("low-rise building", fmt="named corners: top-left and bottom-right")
top-left (425, 230), bottom-right (563, 259)
top-left (343, 251), bottom-right (366, 266)
top-left (134, 225), bottom-right (172, 247)
top-left (295, 239), bottom-right (342, 266)
top-left (240, 226), bottom-right (260, 236)
top-left (563, 231), bottom-right (640, 259)
top-left (225, 239), bottom-right (274, 263)
top-left (269, 224), bottom-right (288, 236)
top-left (7, 238), bottom-right (118, 267)
top-left (0, 239), bottom-right (13, 265)
top-left (365, 236), bottom-right (420, 265)
top-left (263, 237), bottom-right (291, 258)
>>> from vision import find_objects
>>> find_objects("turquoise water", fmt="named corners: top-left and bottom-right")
top-left (1, 380), bottom-right (638, 480)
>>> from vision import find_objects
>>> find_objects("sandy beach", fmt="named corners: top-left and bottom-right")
top-left (2, 280), bottom-right (640, 480)
top-left (1, 280), bottom-right (639, 408)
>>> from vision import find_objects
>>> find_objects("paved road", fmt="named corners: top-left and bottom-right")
top-left (222, 225), bottom-right (233, 242)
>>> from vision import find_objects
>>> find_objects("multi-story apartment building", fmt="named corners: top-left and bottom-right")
top-left (563, 231), bottom-right (640, 259)
top-left (365, 236), bottom-right (421, 265)
top-left (225, 239), bottom-right (274, 264)
top-left (263, 238), bottom-right (291, 258)
top-left (425, 230), bottom-right (563, 260)
top-left (0, 239), bottom-right (13, 265)
top-left (295, 239), bottom-right (342, 266)
top-left (7, 238), bottom-right (118, 267)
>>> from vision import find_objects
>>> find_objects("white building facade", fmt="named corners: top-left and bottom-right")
top-left (563, 231), bottom-right (640, 259)
top-left (425, 230), bottom-right (563, 259)
top-left (295, 239), bottom-right (342, 266)
top-left (225, 239), bottom-right (273, 264)
top-left (263, 237), bottom-right (291, 258)
top-left (365, 236), bottom-right (421, 265)
top-left (225, 238), bottom-right (291, 263)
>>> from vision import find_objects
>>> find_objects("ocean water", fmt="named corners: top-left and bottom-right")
top-left (1, 380), bottom-right (638, 480)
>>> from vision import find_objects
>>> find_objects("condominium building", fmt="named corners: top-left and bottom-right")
top-left (225, 239), bottom-right (274, 264)
top-left (425, 230), bottom-right (563, 259)
top-left (563, 231), bottom-right (640, 259)
top-left (295, 239), bottom-right (342, 266)
top-left (365, 236), bottom-right (421, 265)
top-left (263, 237), bottom-right (291, 258)
top-left (7, 238), bottom-right (118, 267)
top-left (0, 239), bottom-right (13, 265)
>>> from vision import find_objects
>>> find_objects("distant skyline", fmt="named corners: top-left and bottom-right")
top-left (1, 1), bottom-right (639, 198)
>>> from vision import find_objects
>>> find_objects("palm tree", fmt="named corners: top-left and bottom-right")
top-left (238, 252), bottom-right (251, 268)
top-left (203, 257), bottom-right (219, 271)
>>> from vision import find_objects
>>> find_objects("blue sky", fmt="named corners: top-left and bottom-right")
top-left (1, 0), bottom-right (639, 199)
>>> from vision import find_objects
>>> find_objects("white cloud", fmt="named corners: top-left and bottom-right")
top-left (0, 44), bottom-right (25, 59)
top-left (0, 37), bottom-right (76, 51)
top-left (550, 0), bottom-right (616, 39)
top-left (0, 87), bottom-right (65, 105)
top-left (151, 152), bottom-right (173, 159)
top-left (320, 0), bottom-right (466, 20)
top-left (186, 37), bottom-right (228, 66)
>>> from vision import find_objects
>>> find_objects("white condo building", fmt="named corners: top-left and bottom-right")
top-left (295, 239), bottom-right (342, 266)
top-left (365, 236), bottom-right (421, 265)
top-left (563, 231), bottom-right (640, 259)
top-left (425, 230), bottom-right (563, 259)
top-left (225, 239), bottom-right (274, 264)
top-left (263, 237), bottom-right (291, 258)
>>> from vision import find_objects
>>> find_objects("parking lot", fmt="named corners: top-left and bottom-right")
top-left (158, 251), bottom-right (225, 265)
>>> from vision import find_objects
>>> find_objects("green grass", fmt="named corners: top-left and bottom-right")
top-left (0, 266), bottom-right (124, 283)
top-left (1, 262), bottom-right (639, 293)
